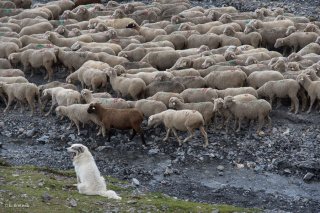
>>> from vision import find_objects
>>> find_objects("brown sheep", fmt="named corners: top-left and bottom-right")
top-left (204, 70), bottom-right (247, 90)
top-left (87, 102), bottom-right (146, 145)
top-left (257, 79), bottom-right (300, 114)
top-left (0, 82), bottom-right (41, 115)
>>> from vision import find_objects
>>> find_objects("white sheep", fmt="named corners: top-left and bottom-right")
top-left (148, 109), bottom-right (209, 147)
top-left (55, 104), bottom-right (101, 135)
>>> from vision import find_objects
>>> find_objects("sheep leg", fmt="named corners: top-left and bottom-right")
top-left (73, 120), bottom-right (81, 135)
top-left (26, 95), bottom-right (35, 116)
top-left (67, 121), bottom-right (73, 130)
top-left (163, 128), bottom-right (171, 142)
top-left (236, 117), bottom-right (242, 132)
top-left (183, 127), bottom-right (194, 144)
top-left (44, 64), bottom-right (53, 82)
top-left (199, 126), bottom-right (209, 148)
top-left (171, 129), bottom-right (182, 146)
top-left (0, 93), bottom-right (7, 105)
top-left (224, 116), bottom-right (230, 133)
top-left (256, 116), bottom-right (265, 134)
top-left (290, 96), bottom-right (299, 114)
top-left (129, 129), bottom-right (136, 140)
top-left (45, 98), bottom-right (56, 116)
top-left (276, 99), bottom-right (281, 109)
top-left (307, 96), bottom-right (315, 114)
top-left (4, 96), bottom-right (13, 112)
top-left (299, 89), bottom-right (307, 111)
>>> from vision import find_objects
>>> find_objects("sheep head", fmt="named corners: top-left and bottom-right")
top-left (201, 58), bottom-right (215, 69)
top-left (87, 102), bottom-right (100, 114)
top-left (274, 38), bottom-right (284, 48)
top-left (198, 45), bottom-right (210, 53)
top-left (168, 97), bottom-right (181, 109)
top-left (287, 62), bottom-right (300, 71)
top-left (118, 51), bottom-right (128, 58)
top-left (245, 56), bottom-right (258, 66)
top-left (244, 24), bottom-right (255, 34)
top-left (55, 25), bottom-right (65, 34)
top-left (112, 9), bottom-right (125, 19)
top-left (178, 23), bottom-right (191, 31)
top-left (223, 96), bottom-right (235, 109)
top-left (219, 14), bottom-right (232, 24)
top-left (171, 15), bottom-right (181, 24)
top-left (213, 98), bottom-right (224, 112)
top-left (8, 53), bottom-right (20, 64)
top-left (95, 23), bottom-right (108, 32)
top-left (71, 41), bottom-right (81, 51)
top-left (224, 51), bottom-right (236, 61)
top-left (147, 115), bottom-right (162, 128)
top-left (77, 6), bottom-right (88, 15)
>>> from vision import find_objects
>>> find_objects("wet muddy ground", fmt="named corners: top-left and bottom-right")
top-left (1, 0), bottom-right (320, 212)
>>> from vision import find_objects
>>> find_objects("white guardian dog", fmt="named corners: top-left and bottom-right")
top-left (67, 143), bottom-right (121, 200)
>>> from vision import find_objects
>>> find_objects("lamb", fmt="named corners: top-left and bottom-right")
top-left (223, 26), bottom-right (262, 48)
top-left (247, 71), bottom-right (284, 89)
top-left (0, 42), bottom-right (19, 58)
top-left (0, 59), bottom-right (11, 69)
top-left (9, 49), bottom-right (57, 81)
top-left (42, 87), bottom-right (81, 116)
top-left (55, 104), bottom-right (101, 135)
top-left (216, 87), bottom-right (258, 98)
top-left (204, 70), bottom-right (247, 90)
top-left (180, 88), bottom-right (218, 103)
top-left (168, 97), bottom-right (214, 125)
top-left (140, 51), bottom-right (181, 71)
top-left (87, 102), bottom-right (146, 145)
top-left (19, 22), bottom-right (53, 37)
top-left (223, 95), bottom-right (272, 133)
top-left (274, 32), bottom-right (318, 53)
top-left (148, 109), bottom-right (208, 147)
top-left (127, 99), bottom-right (167, 117)
top-left (0, 69), bottom-right (25, 77)
top-left (187, 34), bottom-right (221, 49)
top-left (105, 68), bottom-right (146, 100)
top-left (0, 82), bottom-right (41, 115)
top-left (296, 74), bottom-right (320, 113)
top-left (257, 79), bottom-right (300, 114)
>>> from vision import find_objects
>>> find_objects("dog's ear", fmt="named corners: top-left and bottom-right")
top-left (77, 146), bottom-right (84, 153)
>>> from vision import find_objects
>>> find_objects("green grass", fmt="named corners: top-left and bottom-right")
top-left (0, 160), bottom-right (260, 213)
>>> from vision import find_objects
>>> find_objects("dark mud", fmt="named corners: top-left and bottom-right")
top-left (1, 0), bottom-right (320, 212)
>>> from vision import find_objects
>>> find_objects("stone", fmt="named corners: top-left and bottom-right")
top-left (42, 192), bottom-right (52, 203)
top-left (96, 146), bottom-right (107, 152)
top-left (164, 167), bottom-right (173, 176)
top-left (69, 198), bottom-right (77, 207)
top-left (217, 165), bottom-right (224, 171)
top-left (148, 148), bottom-right (160, 155)
top-left (284, 169), bottom-right (291, 174)
top-left (25, 128), bottom-right (36, 137)
top-left (303, 172), bottom-right (314, 181)
top-left (132, 178), bottom-right (140, 186)
top-left (36, 135), bottom-right (49, 144)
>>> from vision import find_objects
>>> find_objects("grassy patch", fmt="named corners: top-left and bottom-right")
top-left (0, 159), bottom-right (260, 213)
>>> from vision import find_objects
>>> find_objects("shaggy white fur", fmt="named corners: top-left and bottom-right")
top-left (67, 144), bottom-right (121, 200)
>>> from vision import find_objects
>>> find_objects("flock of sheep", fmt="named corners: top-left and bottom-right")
top-left (1, 0), bottom-right (320, 147)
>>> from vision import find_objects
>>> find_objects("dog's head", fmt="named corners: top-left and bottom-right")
top-left (66, 144), bottom-right (90, 161)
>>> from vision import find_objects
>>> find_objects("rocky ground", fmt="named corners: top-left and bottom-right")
top-left (1, 0), bottom-right (320, 212)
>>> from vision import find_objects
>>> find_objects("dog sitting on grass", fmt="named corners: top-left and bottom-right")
top-left (67, 143), bottom-right (121, 199)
